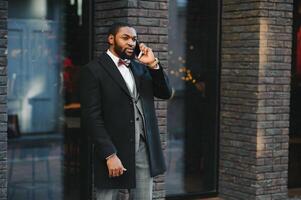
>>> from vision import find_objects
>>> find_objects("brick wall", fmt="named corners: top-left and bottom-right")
top-left (0, 0), bottom-right (7, 199)
top-left (220, 0), bottom-right (293, 199)
top-left (94, 0), bottom-right (169, 199)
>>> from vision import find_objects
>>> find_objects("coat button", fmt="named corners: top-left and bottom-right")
top-left (130, 120), bottom-right (134, 123)
top-left (130, 138), bottom-right (134, 142)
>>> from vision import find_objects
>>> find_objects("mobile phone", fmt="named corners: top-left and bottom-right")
top-left (134, 41), bottom-right (142, 58)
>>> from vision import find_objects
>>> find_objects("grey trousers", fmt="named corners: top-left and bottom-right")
top-left (96, 138), bottom-right (153, 200)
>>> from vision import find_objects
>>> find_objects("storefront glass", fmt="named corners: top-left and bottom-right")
top-left (166, 0), bottom-right (220, 197)
top-left (7, 0), bottom-right (91, 199)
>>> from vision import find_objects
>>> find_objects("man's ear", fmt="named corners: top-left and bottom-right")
top-left (108, 34), bottom-right (114, 45)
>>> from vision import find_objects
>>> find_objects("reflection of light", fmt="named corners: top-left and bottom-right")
top-left (177, 0), bottom-right (187, 7)
top-left (69, 0), bottom-right (83, 25)
top-left (257, 19), bottom-right (267, 157)
top-left (169, 64), bottom-right (206, 93)
top-left (78, 0), bottom-right (83, 25)
top-left (8, 73), bottom-right (17, 96)
top-left (26, 77), bottom-right (45, 98)
top-left (31, 0), bottom-right (47, 19)
top-left (21, 77), bottom-right (45, 131)
top-left (189, 45), bottom-right (194, 50)
top-left (77, 0), bottom-right (82, 16)
top-left (11, 49), bottom-right (21, 58)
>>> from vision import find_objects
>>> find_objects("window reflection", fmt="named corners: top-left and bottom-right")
top-left (166, 0), bottom-right (219, 196)
top-left (8, 0), bottom-right (56, 20)
top-left (8, 0), bottom-right (90, 199)
top-left (8, 18), bottom-right (64, 200)
top-left (8, 0), bottom-right (64, 198)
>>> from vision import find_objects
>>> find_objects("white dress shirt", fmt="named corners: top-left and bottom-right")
top-left (106, 49), bottom-right (135, 93)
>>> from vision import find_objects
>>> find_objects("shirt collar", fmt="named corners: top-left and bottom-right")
top-left (106, 49), bottom-right (120, 67)
top-left (106, 49), bottom-right (131, 67)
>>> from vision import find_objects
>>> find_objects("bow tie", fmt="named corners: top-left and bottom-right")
top-left (118, 59), bottom-right (131, 67)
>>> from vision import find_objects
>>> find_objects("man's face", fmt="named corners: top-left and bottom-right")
top-left (109, 26), bottom-right (137, 59)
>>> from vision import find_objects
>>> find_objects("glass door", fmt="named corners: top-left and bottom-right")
top-left (166, 0), bottom-right (220, 198)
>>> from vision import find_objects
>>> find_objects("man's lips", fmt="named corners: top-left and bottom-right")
top-left (126, 49), bottom-right (134, 53)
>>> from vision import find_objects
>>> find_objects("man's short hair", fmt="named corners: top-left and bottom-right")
top-left (107, 22), bottom-right (133, 37)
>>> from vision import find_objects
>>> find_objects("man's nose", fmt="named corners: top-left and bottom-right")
top-left (128, 40), bottom-right (135, 47)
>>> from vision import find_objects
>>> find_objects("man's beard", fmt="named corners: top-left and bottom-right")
top-left (114, 41), bottom-right (135, 60)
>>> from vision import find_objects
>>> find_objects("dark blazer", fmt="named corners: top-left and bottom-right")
top-left (80, 52), bottom-right (172, 189)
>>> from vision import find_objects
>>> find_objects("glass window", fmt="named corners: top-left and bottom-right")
top-left (289, 0), bottom-right (301, 193)
top-left (8, 0), bottom-right (92, 199)
top-left (8, 0), bottom-right (59, 20)
top-left (166, 0), bottom-right (220, 197)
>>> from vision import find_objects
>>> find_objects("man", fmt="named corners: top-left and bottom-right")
top-left (80, 22), bottom-right (172, 200)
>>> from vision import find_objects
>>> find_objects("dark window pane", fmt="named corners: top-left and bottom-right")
top-left (288, 0), bottom-right (301, 190)
top-left (166, 0), bottom-right (219, 196)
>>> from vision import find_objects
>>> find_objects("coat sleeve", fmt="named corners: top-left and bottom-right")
top-left (148, 63), bottom-right (173, 99)
top-left (80, 65), bottom-right (117, 160)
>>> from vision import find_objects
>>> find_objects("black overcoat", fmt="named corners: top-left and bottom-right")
top-left (80, 53), bottom-right (172, 189)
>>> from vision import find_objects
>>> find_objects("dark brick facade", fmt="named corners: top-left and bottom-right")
top-left (94, 0), bottom-right (168, 199)
top-left (0, 0), bottom-right (7, 199)
top-left (220, 0), bottom-right (296, 199)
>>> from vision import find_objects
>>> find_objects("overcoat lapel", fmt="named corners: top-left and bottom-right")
top-left (98, 53), bottom-right (131, 97)
top-left (98, 53), bottom-right (143, 96)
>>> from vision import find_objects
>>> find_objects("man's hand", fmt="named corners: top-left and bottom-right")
top-left (106, 154), bottom-right (127, 178)
top-left (137, 43), bottom-right (158, 69)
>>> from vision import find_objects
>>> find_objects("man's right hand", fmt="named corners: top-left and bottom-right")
top-left (106, 154), bottom-right (127, 178)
